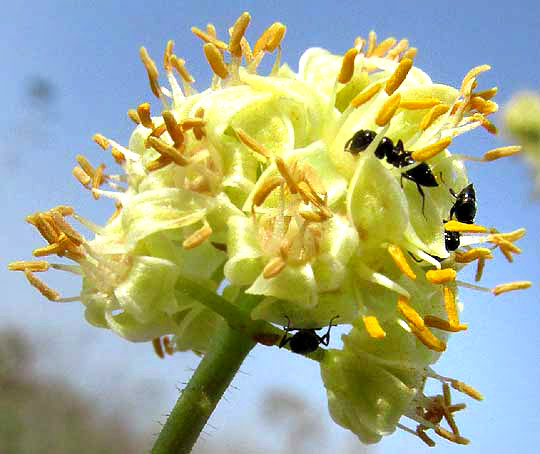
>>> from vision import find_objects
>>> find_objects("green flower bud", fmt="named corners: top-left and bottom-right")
top-left (503, 91), bottom-right (540, 194)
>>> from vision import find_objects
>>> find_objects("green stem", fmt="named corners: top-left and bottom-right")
top-left (153, 280), bottom-right (328, 451)
top-left (151, 315), bottom-right (256, 454)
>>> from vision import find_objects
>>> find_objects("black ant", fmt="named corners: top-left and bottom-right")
top-left (444, 230), bottom-right (461, 252)
top-left (345, 129), bottom-right (438, 213)
top-left (279, 315), bottom-right (339, 355)
top-left (449, 183), bottom-right (476, 224)
top-left (444, 183), bottom-right (477, 252)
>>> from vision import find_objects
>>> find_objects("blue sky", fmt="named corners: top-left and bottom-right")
top-left (2, 1), bottom-right (540, 452)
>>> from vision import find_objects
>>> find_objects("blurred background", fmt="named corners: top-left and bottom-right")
top-left (2, 1), bottom-right (539, 453)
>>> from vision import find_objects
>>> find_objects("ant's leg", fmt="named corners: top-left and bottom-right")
top-left (319, 316), bottom-right (340, 346)
top-left (439, 171), bottom-right (446, 185)
top-left (416, 182), bottom-right (426, 216)
top-left (408, 251), bottom-right (423, 263)
top-left (279, 315), bottom-right (292, 348)
top-left (344, 137), bottom-right (353, 152)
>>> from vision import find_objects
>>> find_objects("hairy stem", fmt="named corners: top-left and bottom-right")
top-left (151, 313), bottom-right (256, 454)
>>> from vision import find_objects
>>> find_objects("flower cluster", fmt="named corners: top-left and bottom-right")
top-left (10, 13), bottom-right (530, 446)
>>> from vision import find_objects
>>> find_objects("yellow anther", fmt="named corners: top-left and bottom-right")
top-left (170, 55), bottom-right (195, 83)
top-left (254, 22), bottom-right (286, 55)
top-left (492, 281), bottom-right (532, 296)
top-left (206, 23), bottom-right (217, 38)
top-left (24, 270), bottom-right (60, 301)
top-left (152, 338), bottom-right (165, 359)
top-left (411, 137), bottom-right (452, 161)
top-left (475, 257), bottom-right (486, 282)
top-left (127, 109), bottom-right (140, 124)
top-left (139, 47), bottom-right (161, 99)
top-left (353, 36), bottom-right (365, 52)
top-left (26, 213), bottom-right (58, 244)
top-left (416, 428), bottom-right (436, 447)
top-left (275, 157), bottom-right (299, 194)
top-left (375, 92), bottom-right (401, 126)
top-left (137, 102), bottom-right (154, 129)
top-left (179, 118), bottom-right (206, 130)
top-left (264, 23), bottom-right (286, 52)
top-left (478, 116), bottom-right (498, 135)
top-left (371, 37), bottom-right (397, 57)
top-left (473, 86), bottom-right (498, 100)
top-left (49, 210), bottom-right (83, 246)
top-left (460, 64), bottom-right (491, 94)
top-left (234, 127), bottom-right (271, 158)
top-left (162, 111), bottom-right (185, 148)
top-left (191, 26), bottom-right (228, 51)
top-left (147, 136), bottom-right (189, 166)
top-left (73, 166), bottom-right (91, 186)
top-left (426, 268), bottom-right (456, 284)
top-left (443, 286), bottom-right (459, 326)
top-left (146, 123), bottom-right (166, 141)
top-left (419, 104), bottom-right (450, 130)
top-left (240, 36), bottom-right (253, 62)
top-left (297, 181), bottom-right (325, 208)
top-left (444, 220), bottom-right (487, 233)
top-left (337, 48), bottom-right (358, 84)
top-left (386, 38), bottom-right (409, 60)
top-left (494, 228), bottom-right (526, 242)
top-left (491, 236), bottom-right (522, 254)
top-left (8, 260), bottom-right (50, 272)
top-left (387, 244), bottom-right (416, 280)
top-left (253, 24), bottom-right (273, 55)
top-left (263, 256), bottom-right (286, 279)
top-left (434, 426), bottom-right (470, 445)
top-left (482, 145), bottom-right (521, 161)
top-left (75, 154), bottom-right (95, 178)
top-left (111, 147), bottom-right (126, 164)
top-left (229, 12), bottom-right (251, 57)
top-left (413, 325), bottom-right (447, 352)
top-left (350, 82), bottom-right (383, 108)
top-left (443, 383), bottom-right (452, 406)
top-left (365, 30), bottom-right (377, 56)
top-left (397, 295), bottom-right (424, 330)
top-left (385, 58), bottom-right (413, 96)
top-left (470, 96), bottom-right (498, 115)
top-left (469, 95), bottom-right (487, 112)
top-left (302, 165), bottom-right (327, 198)
top-left (145, 155), bottom-right (172, 172)
top-left (163, 40), bottom-right (174, 71)
top-left (454, 247), bottom-right (493, 263)
top-left (92, 164), bottom-right (105, 200)
top-left (424, 315), bottom-right (467, 332)
top-left (399, 97), bottom-right (441, 110)
top-left (33, 237), bottom-right (67, 257)
top-left (451, 380), bottom-right (483, 401)
top-left (53, 205), bottom-right (74, 216)
top-left (299, 210), bottom-right (327, 222)
top-left (182, 223), bottom-right (212, 249)
top-left (402, 48), bottom-right (417, 60)
top-left (362, 315), bottom-right (386, 339)
top-left (92, 133), bottom-right (110, 150)
top-left (252, 176), bottom-right (283, 207)
top-left (447, 403), bottom-right (466, 413)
